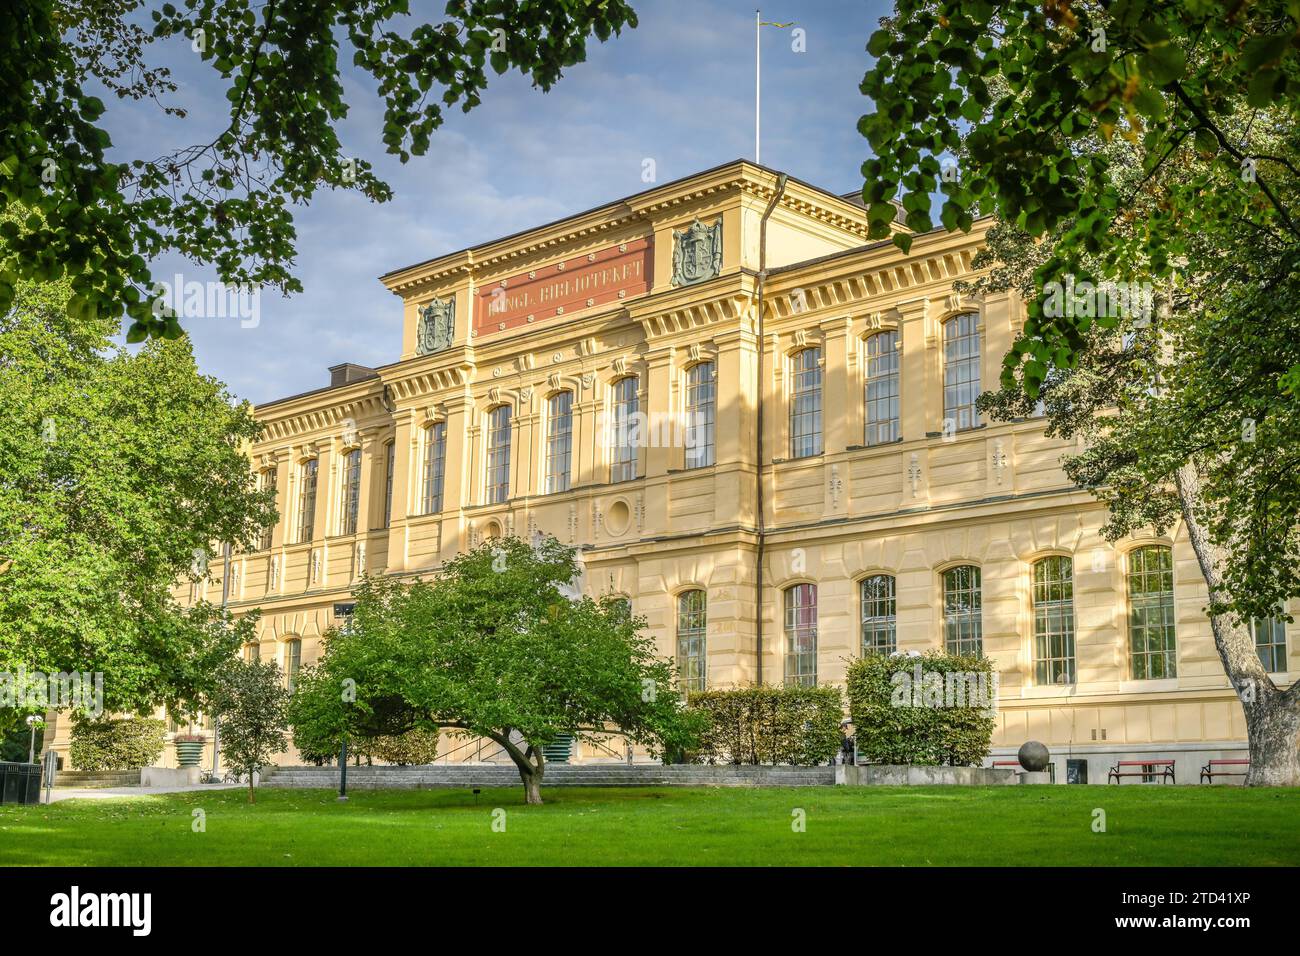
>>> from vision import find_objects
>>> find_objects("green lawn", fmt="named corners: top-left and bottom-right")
top-left (3, 785), bottom-right (1297, 866)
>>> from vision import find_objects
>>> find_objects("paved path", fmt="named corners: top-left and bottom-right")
top-left (46, 783), bottom-right (243, 803)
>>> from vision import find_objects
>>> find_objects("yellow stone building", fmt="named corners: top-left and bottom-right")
top-left (52, 161), bottom-right (1294, 781)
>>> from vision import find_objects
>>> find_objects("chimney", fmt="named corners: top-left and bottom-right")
top-left (328, 363), bottom-right (378, 387)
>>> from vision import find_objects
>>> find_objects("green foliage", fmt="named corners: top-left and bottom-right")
top-left (0, 721), bottom-right (42, 762)
top-left (0, 0), bottom-right (637, 339)
top-left (208, 658), bottom-right (289, 801)
top-left (369, 728), bottom-right (440, 766)
top-left (291, 536), bottom-right (697, 801)
top-left (68, 717), bottom-right (166, 771)
top-left (859, 1), bottom-right (1300, 394)
top-left (686, 685), bottom-right (843, 766)
top-left (846, 652), bottom-right (995, 767)
top-left (0, 204), bottom-right (270, 716)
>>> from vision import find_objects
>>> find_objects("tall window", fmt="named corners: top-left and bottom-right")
top-left (485, 406), bottom-right (512, 504)
top-left (1127, 545), bottom-right (1176, 679)
top-left (943, 565), bottom-right (983, 656)
top-left (546, 391), bottom-right (573, 494)
top-left (382, 441), bottom-right (395, 528)
top-left (789, 347), bottom-right (823, 458)
top-left (610, 377), bottom-right (640, 483)
top-left (284, 638), bottom-right (301, 693)
top-left (1033, 556), bottom-right (1076, 685)
top-left (676, 590), bottom-right (707, 694)
top-left (685, 362), bottom-right (716, 468)
top-left (942, 313), bottom-right (981, 432)
top-left (864, 331), bottom-right (900, 446)
top-left (860, 574), bottom-right (897, 655)
top-left (244, 642), bottom-right (259, 664)
top-left (1252, 616), bottom-right (1288, 673)
top-left (422, 422), bottom-right (446, 514)
top-left (258, 468), bottom-right (277, 550)
top-left (784, 583), bottom-right (818, 686)
top-left (297, 459), bottom-right (318, 543)
top-left (340, 448), bottom-right (362, 535)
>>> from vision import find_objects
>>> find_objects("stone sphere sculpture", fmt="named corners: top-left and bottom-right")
top-left (1018, 740), bottom-right (1050, 772)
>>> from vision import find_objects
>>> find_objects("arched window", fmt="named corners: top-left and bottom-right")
top-left (1127, 546), bottom-right (1176, 679)
top-left (942, 313), bottom-right (981, 432)
top-left (1033, 556), bottom-right (1075, 685)
top-left (485, 406), bottom-right (512, 504)
top-left (422, 422), bottom-right (446, 514)
top-left (864, 331), bottom-right (900, 446)
top-left (610, 377), bottom-right (640, 483)
top-left (860, 574), bottom-right (897, 656)
top-left (677, 590), bottom-right (707, 693)
top-left (789, 347), bottom-right (823, 459)
top-left (258, 467), bottom-right (277, 550)
top-left (297, 459), bottom-right (318, 543)
top-left (784, 583), bottom-right (818, 686)
top-left (382, 441), bottom-right (395, 528)
top-left (339, 448), bottom-right (362, 535)
top-left (546, 391), bottom-right (573, 494)
top-left (1252, 615), bottom-right (1288, 673)
top-left (943, 565), bottom-right (982, 656)
top-left (685, 362), bottom-right (716, 468)
top-left (284, 638), bottom-right (302, 692)
top-left (243, 642), bottom-right (259, 664)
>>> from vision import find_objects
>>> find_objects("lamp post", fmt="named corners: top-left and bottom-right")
top-left (25, 715), bottom-right (43, 764)
top-left (338, 732), bottom-right (349, 802)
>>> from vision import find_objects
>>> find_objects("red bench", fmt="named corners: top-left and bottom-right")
top-left (1108, 759), bottom-right (1175, 784)
top-left (1200, 758), bottom-right (1249, 783)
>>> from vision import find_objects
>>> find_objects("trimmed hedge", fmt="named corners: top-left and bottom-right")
top-left (69, 717), bottom-right (166, 771)
top-left (846, 652), bottom-right (996, 766)
top-left (687, 685), bottom-right (843, 765)
top-left (369, 728), bottom-right (440, 766)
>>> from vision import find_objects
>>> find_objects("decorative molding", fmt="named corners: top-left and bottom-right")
top-left (671, 218), bottom-right (723, 287)
top-left (416, 295), bottom-right (455, 355)
top-left (992, 438), bottom-right (1009, 486)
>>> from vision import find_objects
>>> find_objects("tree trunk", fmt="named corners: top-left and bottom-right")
top-left (247, 772), bottom-right (255, 804)
top-left (491, 729), bottom-right (547, 804)
top-left (1175, 465), bottom-right (1300, 786)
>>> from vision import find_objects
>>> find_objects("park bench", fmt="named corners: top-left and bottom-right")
top-left (1107, 759), bottom-right (1175, 784)
top-left (1200, 758), bottom-right (1250, 783)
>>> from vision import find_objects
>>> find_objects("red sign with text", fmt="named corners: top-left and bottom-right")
top-left (474, 236), bottom-right (653, 336)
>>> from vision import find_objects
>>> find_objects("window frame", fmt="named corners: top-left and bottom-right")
top-left (676, 589), bottom-right (707, 694)
top-left (1032, 555), bottom-right (1076, 685)
top-left (860, 574), bottom-right (897, 656)
top-left (484, 405), bottom-right (512, 505)
top-left (297, 459), bottom-right (318, 543)
top-left (942, 565), bottom-right (983, 656)
top-left (863, 330), bottom-right (901, 446)
top-left (783, 583), bottom-right (818, 687)
top-left (1126, 545), bottom-right (1177, 679)
top-left (684, 361), bottom-right (717, 468)
top-left (339, 447), bottom-right (362, 536)
top-left (609, 376), bottom-right (640, 484)
top-left (789, 347), bottom-right (824, 459)
top-left (422, 421), bottom-right (447, 514)
top-left (942, 312), bottom-right (982, 433)
top-left (545, 391), bottom-right (574, 494)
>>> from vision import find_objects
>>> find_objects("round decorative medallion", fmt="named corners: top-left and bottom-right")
top-left (557, 262), bottom-right (566, 271)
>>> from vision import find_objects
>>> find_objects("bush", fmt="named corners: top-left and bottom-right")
top-left (687, 685), bottom-right (843, 765)
top-left (846, 652), bottom-right (996, 766)
top-left (369, 728), bottom-right (440, 766)
top-left (69, 717), bottom-right (166, 771)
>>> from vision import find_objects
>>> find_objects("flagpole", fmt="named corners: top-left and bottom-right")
top-left (755, 9), bottom-right (761, 164)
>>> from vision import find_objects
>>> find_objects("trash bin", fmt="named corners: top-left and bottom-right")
top-left (1066, 758), bottom-right (1089, 785)
top-left (0, 761), bottom-right (41, 805)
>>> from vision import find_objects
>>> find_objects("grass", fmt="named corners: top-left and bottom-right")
top-left (2, 785), bottom-right (1297, 866)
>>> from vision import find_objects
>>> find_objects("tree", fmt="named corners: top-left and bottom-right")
top-left (291, 536), bottom-right (695, 804)
top-left (0, 205), bottom-right (272, 737)
top-left (0, 0), bottom-right (638, 341)
top-left (208, 657), bottom-right (289, 802)
top-left (861, 2), bottom-right (1300, 785)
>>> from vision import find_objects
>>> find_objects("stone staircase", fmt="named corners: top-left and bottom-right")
top-left (264, 763), bottom-right (836, 790)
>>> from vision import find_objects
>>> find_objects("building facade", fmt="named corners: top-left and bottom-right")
top-left (52, 161), bottom-right (1294, 780)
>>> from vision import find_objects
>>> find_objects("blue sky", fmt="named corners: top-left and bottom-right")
top-left (107, 0), bottom-right (893, 405)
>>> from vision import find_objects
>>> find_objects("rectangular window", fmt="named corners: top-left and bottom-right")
top-left (942, 313), bottom-right (982, 432)
top-left (685, 362), bottom-right (716, 468)
top-left (258, 468), bottom-right (277, 550)
top-left (285, 640), bottom-right (301, 693)
top-left (610, 377), bottom-right (639, 483)
top-left (1128, 546), bottom-right (1177, 679)
top-left (864, 331), bottom-right (900, 446)
top-left (860, 574), bottom-right (897, 655)
top-left (676, 590), bottom-right (707, 694)
top-left (784, 584), bottom-right (818, 687)
top-left (1033, 556), bottom-right (1076, 685)
top-left (789, 348), bottom-right (823, 458)
top-left (422, 422), bottom-right (446, 514)
top-left (297, 460), bottom-right (318, 543)
top-left (546, 392), bottom-right (573, 494)
top-left (485, 406), bottom-right (512, 504)
top-left (340, 448), bottom-right (362, 535)
top-left (382, 442), bottom-right (395, 528)
top-left (1252, 616), bottom-right (1288, 673)
top-left (943, 565), bottom-right (982, 656)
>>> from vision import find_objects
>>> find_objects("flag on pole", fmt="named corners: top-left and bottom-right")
top-left (755, 12), bottom-right (795, 165)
